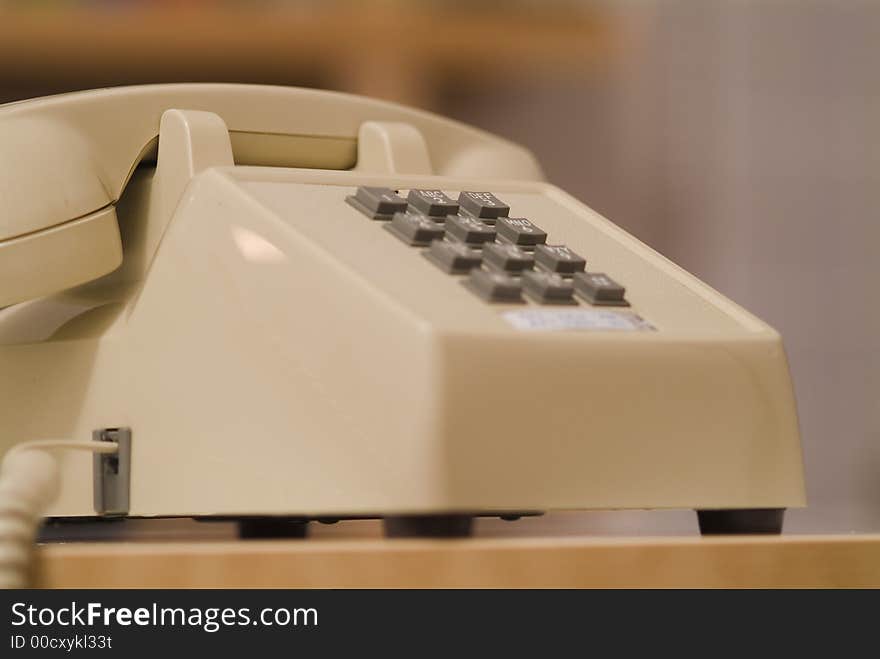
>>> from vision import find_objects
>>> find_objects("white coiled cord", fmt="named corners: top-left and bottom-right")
top-left (0, 440), bottom-right (118, 588)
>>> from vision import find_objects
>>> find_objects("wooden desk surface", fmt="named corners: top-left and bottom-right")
top-left (36, 534), bottom-right (880, 588)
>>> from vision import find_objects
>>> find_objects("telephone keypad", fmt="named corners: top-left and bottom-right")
top-left (346, 188), bottom-right (628, 307)
top-left (445, 214), bottom-right (497, 246)
top-left (407, 189), bottom-right (459, 218)
top-left (482, 243), bottom-right (535, 274)
top-left (424, 241), bottom-right (482, 274)
top-left (346, 186), bottom-right (408, 220)
top-left (495, 217), bottom-right (547, 246)
top-left (385, 211), bottom-right (445, 246)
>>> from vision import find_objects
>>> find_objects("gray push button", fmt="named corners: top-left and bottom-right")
top-left (458, 191), bottom-right (510, 221)
top-left (346, 186), bottom-right (408, 220)
top-left (464, 269), bottom-right (523, 303)
top-left (424, 241), bottom-right (482, 274)
top-left (407, 189), bottom-right (459, 218)
top-left (482, 243), bottom-right (535, 273)
top-left (496, 217), bottom-right (547, 246)
top-left (573, 272), bottom-right (628, 306)
top-left (522, 271), bottom-right (575, 304)
top-left (534, 244), bottom-right (586, 274)
top-left (445, 214), bottom-right (497, 246)
top-left (385, 211), bottom-right (445, 246)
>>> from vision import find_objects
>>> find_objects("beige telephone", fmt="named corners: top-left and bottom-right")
top-left (0, 84), bottom-right (805, 538)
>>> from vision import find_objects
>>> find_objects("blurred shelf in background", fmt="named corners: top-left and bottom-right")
top-left (0, 1), bottom-right (613, 106)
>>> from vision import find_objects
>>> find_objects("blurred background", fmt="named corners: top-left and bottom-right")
top-left (4, 0), bottom-right (877, 538)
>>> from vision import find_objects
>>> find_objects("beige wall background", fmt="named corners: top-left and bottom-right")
top-left (3, 1), bottom-right (876, 538)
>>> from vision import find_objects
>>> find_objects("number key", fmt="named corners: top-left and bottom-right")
top-left (534, 244), bottom-right (586, 274)
top-left (496, 217), bottom-right (547, 246)
top-left (445, 214), bottom-right (497, 246)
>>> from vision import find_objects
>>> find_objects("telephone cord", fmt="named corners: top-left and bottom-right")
top-left (0, 440), bottom-right (118, 588)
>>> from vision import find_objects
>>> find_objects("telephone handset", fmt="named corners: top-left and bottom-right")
top-left (0, 84), bottom-right (541, 307)
top-left (0, 85), bottom-right (804, 536)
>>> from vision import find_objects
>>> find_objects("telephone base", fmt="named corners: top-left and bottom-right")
top-left (696, 509), bottom-right (785, 535)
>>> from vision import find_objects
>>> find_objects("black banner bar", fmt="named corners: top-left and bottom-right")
top-left (1, 590), bottom-right (875, 654)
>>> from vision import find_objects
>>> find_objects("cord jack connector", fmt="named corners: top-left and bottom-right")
top-left (93, 427), bottom-right (131, 517)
